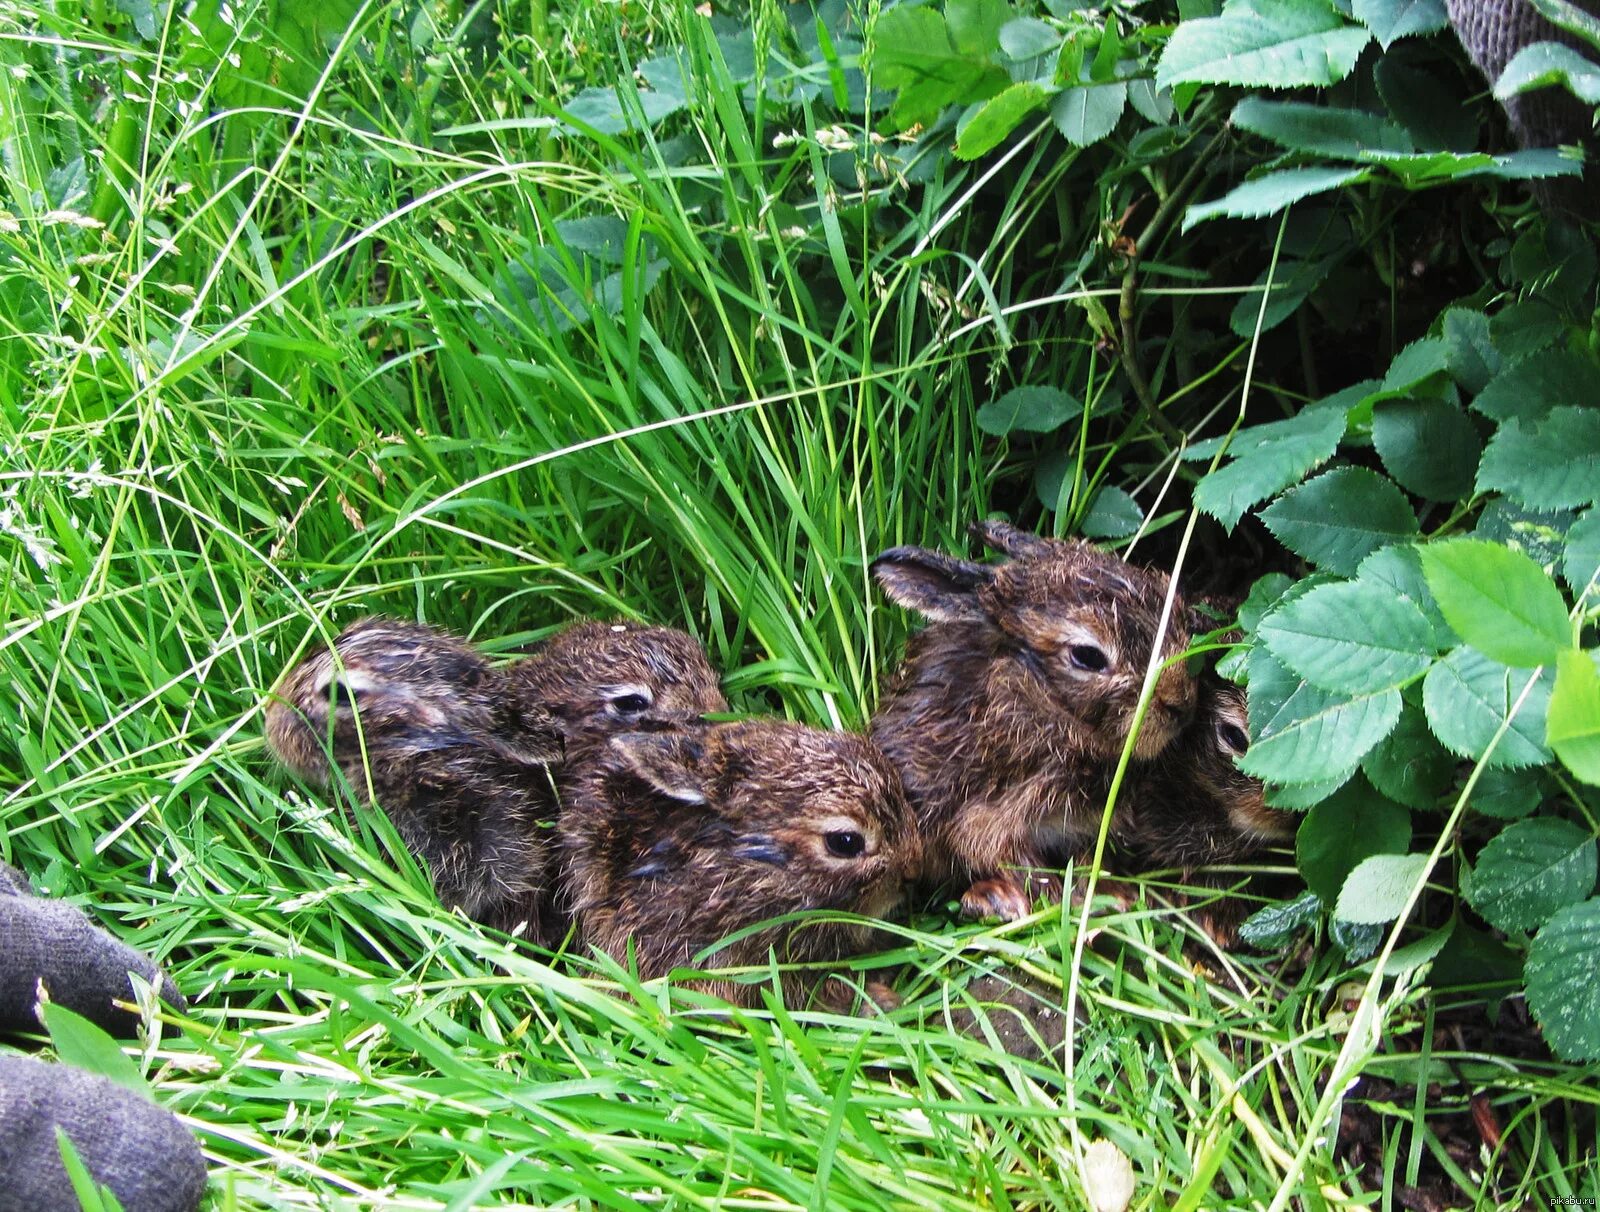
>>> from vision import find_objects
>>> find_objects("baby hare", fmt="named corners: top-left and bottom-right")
top-left (264, 616), bottom-right (727, 938)
top-left (871, 520), bottom-right (1196, 922)
top-left (561, 720), bottom-right (920, 1008)
top-left (1114, 674), bottom-right (1294, 942)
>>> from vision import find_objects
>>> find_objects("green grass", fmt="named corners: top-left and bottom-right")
top-left (1, 1), bottom-right (1593, 1207)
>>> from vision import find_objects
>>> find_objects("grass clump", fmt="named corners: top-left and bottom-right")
top-left (1, 0), bottom-right (1594, 1207)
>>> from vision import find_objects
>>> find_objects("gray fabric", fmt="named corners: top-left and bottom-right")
top-left (1447, 0), bottom-right (1600, 215)
top-left (0, 864), bottom-right (31, 897)
top-left (0, 1056), bottom-right (205, 1212)
top-left (0, 878), bottom-right (185, 1038)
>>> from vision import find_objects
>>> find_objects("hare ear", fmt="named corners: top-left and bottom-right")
top-left (969, 519), bottom-right (1057, 561)
top-left (871, 546), bottom-right (995, 624)
top-left (610, 732), bottom-right (709, 804)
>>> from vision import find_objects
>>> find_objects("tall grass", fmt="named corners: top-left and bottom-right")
top-left (0, 1), bottom-right (1590, 1207)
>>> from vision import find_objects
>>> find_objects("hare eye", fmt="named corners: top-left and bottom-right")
top-left (824, 830), bottom-right (866, 859)
top-left (608, 688), bottom-right (653, 716)
top-left (329, 681), bottom-right (361, 709)
top-left (1068, 644), bottom-right (1110, 673)
top-left (1219, 723), bottom-right (1250, 754)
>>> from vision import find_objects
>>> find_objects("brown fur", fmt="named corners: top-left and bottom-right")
top-left (264, 616), bottom-right (726, 939)
top-left (560, 720), bottom-right (919, 1008)
top-left (870, 521), bottom-right (1196, 918)
top-left (1114, 675), bottom-right (1295, 942)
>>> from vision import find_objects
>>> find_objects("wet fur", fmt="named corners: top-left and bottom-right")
top-left (561, 720), bottom-right (919, 1008)
top-left (264, 617), bottom-right (727, 940)
top-left (870, 521), bottom-right (1195, 907)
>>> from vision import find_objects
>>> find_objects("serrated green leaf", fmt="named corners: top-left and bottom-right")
top-left (1419, 539), bottom-right (1571, 668)
top-left (1227, 257), bottom-right (1332, 338)
top-left (1184, 166), bottom-right (1369, 230)
top-left (1238, 888), bottom-right (1324, 948)
top-left (1478, 408), bottom-right (1600, 511)
top-left (1361, 698), bottom-right (1455, 809)
top-left (1079, 486), bottom-right (1142, 539)
top-left (1352, 0), bottom-right (1447, 47)
top-left (1422, 646), bottom-right (1554, 768)
top-left (1127, 76), bottom-right (1175, 124)
top-left (1371, 398), bottom-right (1482, 501)
top-left (1442, 308), bottom-right (1499, 393)
top-left (1564, 508), bottom-right (1600, 598)
top-left (1266, 770), bottom-right (1353, 809)
top-left (1156, 0), bottom-right (1370, 89)
top-left (1468, 766), bottom-right (1544, 819)
top-left (1239, 572), bottom-right (1297, 633)
top-left (1241, 674), bottom-right (1401, 785)
top-left (948, 0), bottom-right (1013, 55)
top-left (1259, 579), bottom-right (1438, 695)
top-left (956, 80), bottom-right (1053, 158)
top-left (1356, 544), bottom-right (1453, 648)
top-left (1297, 776), bottom-right (1412, 903)
top-left (1548, 649), bottom-right (1600, 784)
top-left (1472, 350), bottom-right (1599, 424)
top-left (1525, 896), bottom-right (1600, 1060)
top-left (1469, 817), bottom-right (1596, 932)
top-left (1336, 852), bottom-right (1431, 924)
top-left (1530, 0), bottom-right (1600, 51)
top-left (977, 385), bottom-right (1083, 435)
top-left (1191, 405), bottom-right (1346, 529)
top-left (1474, 500), bottom-right (1576, 572)
top-left (1049, 77), bottom-right (1127, 146)
top-left (1331, 916), bottom-right (1384, 959)
top-left (1495, 41), bottom-right (1600, 104)
top-left (1260, 466), bottom-right (1418, 574)
top-left (1231, 97), bottom-right (1413, 157)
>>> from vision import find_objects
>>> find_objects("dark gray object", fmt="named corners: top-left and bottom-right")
top-left (0, 1055), bottom-right (206, 1212)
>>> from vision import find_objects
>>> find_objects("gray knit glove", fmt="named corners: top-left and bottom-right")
top-left (0, 1055), bottom-right (206, 1212)
top-left (1447, 0), bottom-right (1600, 216)
top-left (0, 863), bottom-right (185, 1038)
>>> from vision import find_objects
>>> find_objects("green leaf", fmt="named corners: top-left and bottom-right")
top-left (1472, 350), bottom-right (1599, 424)
top-left (1330, 916), bottom-right (1384, 959)
top-left (1419, 539), bottom-right (1571, 668)
top-left (1477, 408), bottom-right (1600, 512)
top-left (873, 6), bottom-right (1013, 129)
top-left (1078, 486), bottom-right (1142, 539)
top-left (1238, 888), bottom-right (1324, 948)
top-left (1296, 776), bottom-right (1412, 903)
top-left (1265, 770), bottom-right (1352, 809)
top-left (1231, 97), bottom-right (1413, 157)
top-left (998, 16), bottom-right (1062, 60)
top-left (1422, 646), bottom-right (1553, 768)
top-left (1469, 817), bottom-right (1597, 932)
top-left (1127, 77), bottom-right (1175, 124)
top-left (1352, 0), bottom-right (1447, 47)
top-left (1191, 405), bottom-right (1346, 529)
top-left (1226, 257), bottom-right (1334, 338)
top-left (1371, 398), bottom-right (1482, 501)
top-left (1156, 0), bottom-right (1370, 89)
top-left (1564, 508), bottom-right (1600, 598)
top-left (1525, 897), bottom-right (1600, 1060)
top-left (1374, 52), bottom-right (1478, 152)
top-left (1049, 77), bottom-right (1128, 147)
top-left (1259, 579), bottom-right (1438, 695)
top-left (1468, 767), bottom-right (1543, 820)
top-left (1474, 500), bottom-right (1576, 572)
top-left (956, 81), bottom-right (1053, 158)
top-left (948, 0), bottom-right (1013, 55)
top-left (1242, 668), bottom-right (1402, 785)
top-left (1548, 649), bottom-right (1600, 784)
top-left (1495, 41), bottom-right (1600, 105)
top-left (1183, 166), bottom-right (1369, 230)
top-left (976, 385), bottom-right (1083, 435)
top-left (1361, 698), bottom-right (1455, 809)
top-left (1259, 466), bottom-right (1418, 575)
top-left (41, 1003), bottom-right (151, 1098)
top-left (1335, 852), bottom-right (1431, 924)
top-left (1381, 336), bottom-right (1452, 395)
top-left (1356, 544), bottom-right (1453, 649)
top-left (1441, 308), bottom-right (1499, 394)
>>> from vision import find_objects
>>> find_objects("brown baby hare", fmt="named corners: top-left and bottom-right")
top-left (560, 720), bottom-right (920, 1008)
top-left (871, 520), bottom-right (1196, 922)
top-left (264, 616), bottom-right (727, 939)
top-left (1114, 674), bottom-right (1295, 943)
